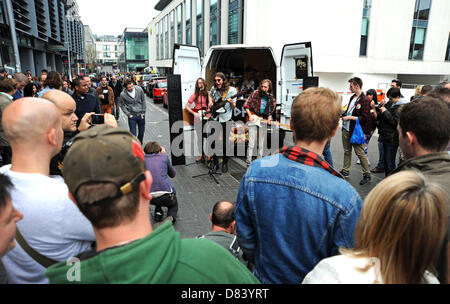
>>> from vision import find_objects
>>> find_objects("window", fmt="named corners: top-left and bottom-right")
top-left (103, 45), bottom-right (110, 51)
top-left (104, 52), bottom-right (111, 58)
top-left (160, 21), bottom-right (163, 60)
top-left (359, 0), bottom-right (371, 56)
top-left (126, 36), bottom-right (148, 61)
top-left (165, 15), bottom-right (169, 58)
top-left (409, 0), bottom-right (432, 60)
top-left (171, 11), bottom-right (175, 57)
top-left (196, 0), bottom-right (204, 54)
top-left (186, 0), bottom-right (192, 45)
top-left (228, 0), bottom-right (244, 44)
top-left (210, 0), bottom-right (220, 46)
top-left (446, 33), bottom-right (450, 61)
top-left (156, 21), bottom-right (160, 60)
top-left (177, 5), bottom-right (183, 43)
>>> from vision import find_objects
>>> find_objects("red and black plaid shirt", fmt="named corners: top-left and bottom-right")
top-left (280, 146), bottom-right (343, 178)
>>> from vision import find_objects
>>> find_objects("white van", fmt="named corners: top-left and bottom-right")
top-left (172, 42), bottom-right (317, 131)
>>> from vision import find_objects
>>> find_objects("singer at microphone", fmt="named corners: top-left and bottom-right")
top-left (185, 78), bottom-right (210, 162)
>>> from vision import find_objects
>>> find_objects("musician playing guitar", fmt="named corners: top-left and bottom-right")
top-left (208, 72), bottom-right (237, 173)
top-left (244, 79), bottom-right (277, 166)
top-left (185, 77), bottom-right (210, 162)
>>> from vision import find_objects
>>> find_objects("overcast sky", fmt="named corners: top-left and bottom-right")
top-left (77, 0), bottom-right (160, 36)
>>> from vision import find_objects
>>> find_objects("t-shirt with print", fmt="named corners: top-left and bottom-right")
top-left (100, 86), bottom-right (109, 105)
top-left (0, 165), bottom-right (95, 284)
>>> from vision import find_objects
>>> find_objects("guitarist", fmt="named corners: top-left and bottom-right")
top-left (208, 72), bottom-right (237, 173)
top-left (244, 79), bottom-right (276, 166)
top-left (185, 77), bottom-right (210, 162)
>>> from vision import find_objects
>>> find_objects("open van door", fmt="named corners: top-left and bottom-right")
top-left (279, 42), bottom-right (315, 127)
top-left (172, 44), bottom-right (202, 109)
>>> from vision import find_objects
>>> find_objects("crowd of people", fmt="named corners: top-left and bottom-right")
top-left (0, 66), bottom-right (449, 284)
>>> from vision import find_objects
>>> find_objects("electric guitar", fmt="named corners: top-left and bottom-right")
top-left (210, 92), bottom-right (245, 118)
top-left (246, 110), bottom-right (291, 130)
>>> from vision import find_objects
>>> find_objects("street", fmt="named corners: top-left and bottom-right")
top-left (119, 95), bottom-right (386, 239)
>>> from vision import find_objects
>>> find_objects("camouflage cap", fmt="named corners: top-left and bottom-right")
top-left (62, 125), bottom-right (146, 204)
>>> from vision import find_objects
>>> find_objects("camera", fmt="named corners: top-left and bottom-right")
top-left (91, 114), bottom-right (105, 125)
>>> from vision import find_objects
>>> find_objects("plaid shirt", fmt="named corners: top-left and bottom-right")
top-left (244, 90), bottom-right (276, 118)
top-left (280, 146), bottom-right (343, 178)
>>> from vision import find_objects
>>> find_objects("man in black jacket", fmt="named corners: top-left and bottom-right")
top-left (109, 75), bottom-right (122, 119)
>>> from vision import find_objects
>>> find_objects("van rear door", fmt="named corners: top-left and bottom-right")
top-left (172, 44), bottom-right (202, 108)
top-left (279, 42), bottom-right (314, 127)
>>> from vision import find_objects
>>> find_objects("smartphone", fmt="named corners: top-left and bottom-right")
top-left (91, 114), bottom-right (105, 125)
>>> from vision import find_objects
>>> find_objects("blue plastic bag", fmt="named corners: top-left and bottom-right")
top-left (350, 118), bottom-right (366, 145)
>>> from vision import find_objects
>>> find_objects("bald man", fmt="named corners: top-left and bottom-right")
top-left (43, 90), bottom-right (118, 175)
top-left (0, 98), bottom-right (95, 284)
top-left (199, 201), bottom-right (247, 266)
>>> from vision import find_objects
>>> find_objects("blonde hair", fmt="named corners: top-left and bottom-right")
top-left (341, 170), bottom-right (447, 284)
top-left (414, 85), bottom-right (424, 97)
top-left (291, 87), bottom-right (342, 143)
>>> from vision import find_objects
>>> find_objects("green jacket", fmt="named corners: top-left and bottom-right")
top-left (45, 221), bottom-right (259, 284)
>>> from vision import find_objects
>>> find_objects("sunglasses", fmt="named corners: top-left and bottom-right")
top-left (214, 79), bottom-right (222, 83)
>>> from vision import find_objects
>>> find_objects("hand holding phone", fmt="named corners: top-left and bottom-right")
top-left (91, 114), bottom-right (105, 125)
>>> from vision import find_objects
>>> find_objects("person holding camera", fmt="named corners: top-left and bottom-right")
top-left (44, 90), bottom-right (118, 176)
top-left (144, 141), bottom-right (178, 224)
top-left (373, 87), bottom-right (406, 176)
top-left (119, 79), bottom-right (146, 144)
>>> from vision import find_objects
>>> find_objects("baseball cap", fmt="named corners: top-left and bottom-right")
top-left (62, 125), bottom-right (146, 204)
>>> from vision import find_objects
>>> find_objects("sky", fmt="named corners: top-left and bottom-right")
top-left (77, 0), bottom-right (161, 36)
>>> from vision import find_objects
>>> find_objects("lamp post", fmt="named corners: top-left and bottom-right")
top-left (5, 0), bottom-right (21, 72)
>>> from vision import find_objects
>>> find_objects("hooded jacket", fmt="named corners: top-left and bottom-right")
top-left (392, 152), bottom-right (450, 284)
top-left (393, 152), bottom-right (450, 222)
top-left (45, 221), bottom-right (259, 284)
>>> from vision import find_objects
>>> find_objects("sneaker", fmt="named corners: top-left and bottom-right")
top-left (154, 211), bottom-right (163, 222)
top-left (153, 216), bottom-right (174, 229)
top-left (339, 170), bottom-right (350, 178)
top-left (359, 175), bottom-right (371, 185)
top-left (370, 167), bottom-right (384, 173)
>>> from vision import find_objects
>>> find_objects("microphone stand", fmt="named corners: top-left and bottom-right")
top-left (191, 102), bottom-right (221, 185)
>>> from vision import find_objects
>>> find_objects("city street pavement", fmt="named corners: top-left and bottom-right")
top-left (118, 96), bottom-right (387, 238)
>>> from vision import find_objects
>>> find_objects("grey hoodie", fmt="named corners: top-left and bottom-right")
top-left (119, 86), bottom-right (146, 117)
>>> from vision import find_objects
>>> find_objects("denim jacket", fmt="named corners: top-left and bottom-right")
top-left (236, 154), bottom-right (363, 284)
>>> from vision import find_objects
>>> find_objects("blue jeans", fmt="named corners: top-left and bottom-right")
top-left (383, 144), bottom-right (398, 177)
top-left (323, 141), bottom-right (333, 167)
top-left (376, 141), bottom-right (385, 169)
top-left (128, 114), bottom-right (145, 144)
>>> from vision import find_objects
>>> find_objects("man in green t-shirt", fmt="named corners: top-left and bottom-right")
top-left (45, 125), bottom-right (259, 284)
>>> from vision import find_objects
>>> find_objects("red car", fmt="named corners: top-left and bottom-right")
top-left (153, 80), bottom-right (167, 103)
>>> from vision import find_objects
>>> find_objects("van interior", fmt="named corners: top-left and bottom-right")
top-left (205, 48), bottom-right (277, 98)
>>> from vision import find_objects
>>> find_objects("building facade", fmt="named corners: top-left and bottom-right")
top-left (148, 0), bottom-right (450, 95)
top-left (83, 24), bottom-right (95, 73)
top-left (0, 0), bottom-right (84, 76)
top-left (95, 35), bottom-right (119, 73)
top-left (118, 28), bottom-right (149, 73)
